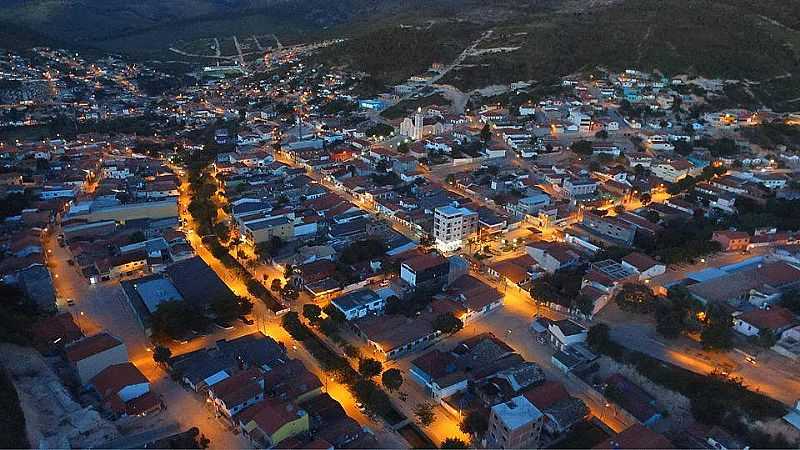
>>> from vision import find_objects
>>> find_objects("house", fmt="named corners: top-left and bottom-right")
top-left (712, 230), bottom-right (751, 252)
top-left (91, 362), bottom-right (159, 418)
top-left (238, 400), bottom-right (309, 448)
top-left (400, 252), bottom-right (450, 291)
top-left (547, 319), bottom-right (587, 351)
top-left (65, 333), bottom-right (128, 385)
top-left (409, 350), bottom-right (465, 402)
top-left (208, 368), bottom-right (265, 418)
top-left (687, 262), bottom-right (800, 307)
top-left (487, 395), bottom-right (545, 449)
top-left (330, 289), bottom-right (384, 321)
top-left (409, 333), bottom-right (517, 402)
top-left (733, 306), bottom-right (796, 338)
top-left (526, 242), bottom-right (581, 274)
top-left (651, 159), bottom-right (692, 183)
top-left (31, 312), bottom-right (84, 354)
top-left (262, 359), bottom-right (323, 404)
top-left (354, 311), bottom-right (441, 360)
top-left (563, 177), bottom-right (598, 198)
top-left (445, 274), bottom-right (504, 321)
top-left (594, 423), bottom-right (674, 449)
top-left (169, 332), bottom-right (286, 391)
top-left (580, 212), bottom-right (637, 247)
top-left (523, 381), bottom-right (588, 437)
top-left (604, 373), bottom-right (662, 426)
top-left (621, 252), bottom-right (666, 281)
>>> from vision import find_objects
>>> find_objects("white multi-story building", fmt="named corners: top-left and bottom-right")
top-left (562, 177), bottom-right (598, 197)
top-left (433, 206), bottom-right (478, 252)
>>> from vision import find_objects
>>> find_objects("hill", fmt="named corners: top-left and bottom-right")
top-left (308, 0), bottom-right (800, 110)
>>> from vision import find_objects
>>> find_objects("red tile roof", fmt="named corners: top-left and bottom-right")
top-left (91, 363), bottom-right (148, 399)
top-left (738, 306), bottom-right (796, 331)
top-left (523, 380), bottom-right (570, 410)
top-left (65, 333), bottom-right (124, 363)
top-left (250, 400), bottom-right (304, 435)
top-left (210, 368), bottom-right (264, 408)
top-left (402, 253), bottom-right (447, 272)
top-left (594, 423), bottom-right (673, 449)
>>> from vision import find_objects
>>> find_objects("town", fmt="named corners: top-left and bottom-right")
top-left (2, 37), bottom-right (800, 450)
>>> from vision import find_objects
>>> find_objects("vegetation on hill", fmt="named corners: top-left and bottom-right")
top-left (443, 0), bottom-right (800, 92)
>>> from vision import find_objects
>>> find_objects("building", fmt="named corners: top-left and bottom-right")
top-left (581, 212), bottom-right (637, 247)
top-left (241, 216), bottom-right (294, 246)
top-left (621, 252), bottom-right (666, 281)
top-left (239, 400), bottom-right (309, 448)
top-left (91, 362), bottom-right (159, 418)
top-left (330, 289), bottom-right (384, 321)
top-left (651, 160), bottom-right (692, 183)
top-left (400, 252), bottom-right (450, 291)
top-left (687, 262), bottom-right (800, 306)
top-left (80, 198), bottom-right (178, 223)
top-left (526, 242), bottom-right (582, 274)
top-left (487, 395), bottom-right (545, 449)
top-left (712, 230), bottom-right (751, 252)
top-left (208, 368), bottom-right (265, 418)
top-left (733, 306), bottom-right (796, 337)
top-left (563, 177), bottom-right (598, 198)
top-left (547, 319), bottom-right (587, 351)
top-left (65, 333), bottom-right (129, 385)
top-left (433, 206), bottom-right (478, 253)
top-left (523, 381), bottom-right (588, 438)
top-left (594, 423), bottom-right (674, 449)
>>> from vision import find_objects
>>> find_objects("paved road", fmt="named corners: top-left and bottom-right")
top-left (45, 229), bottom-right (251, 449)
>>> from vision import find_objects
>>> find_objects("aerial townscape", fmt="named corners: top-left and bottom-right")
top-left (2, 1), bottom-right (800, 449)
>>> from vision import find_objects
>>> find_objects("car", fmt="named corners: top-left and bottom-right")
top-left (355, 402), bottom-right (366, 412)
top-left (67, 260), bottom-right (75, 266)
top-left (66, 298), bottom-right (75, 307)
top-left (240, 316), bottom-right (255, 325)
top-left (745, 356), bottom-right (758, 366)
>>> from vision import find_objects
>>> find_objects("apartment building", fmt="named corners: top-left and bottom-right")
top-left (433, 206), bottom-right (478, 253)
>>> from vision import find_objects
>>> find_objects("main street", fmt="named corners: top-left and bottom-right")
top-left (174, 169), bottom-right (408, 448)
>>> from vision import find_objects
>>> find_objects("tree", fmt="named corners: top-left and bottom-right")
top-left (587, 323), bottom-right (613, 354)
top-left (128, 231), bottom-right (146, 244)
top-left (432, 313), bottom-right (463, 335)
top-left (595, 129), bottom-right (609, 139)
top-left (284, 264), bottom-right (296, 279)
top-left (780, 289), bottom-right (800, 315)
top-left (701, 304), bottom-right (733, 350)
top-left (480, 123), bottom-right (492, 142)
top-left (614, 283), bottom-right (656, 314)
top-left (440, 438), bottom-right (469, 449)
top-left (571, 140), bottom-right (593, 155)
top-left (303, 304), bottom-right (322, 324)
top-left (271, 279), bottom-right (283, 291)
top-left (358, 358), bottom-right (383, 378)
top-left (151, 301), bottom-right (210, 342)
top-left (152, 345), bottom-right (172, 366)
top-left (639, 192), bottom-right (652, 204)
top-left (414, 402), bottom-right (436, 426)
top-left (756, 329), bottom-right (777, 348)
top-left (460, 410), bottom-right (489, 436)
top-left (282, 312), bottom-right (310, 341)
top-left (323, 303), bottom-right (347, 323)
top-left (381, 368), bottom-right (403, 392)
top-left (211, 296), bottom-right (240, 322)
